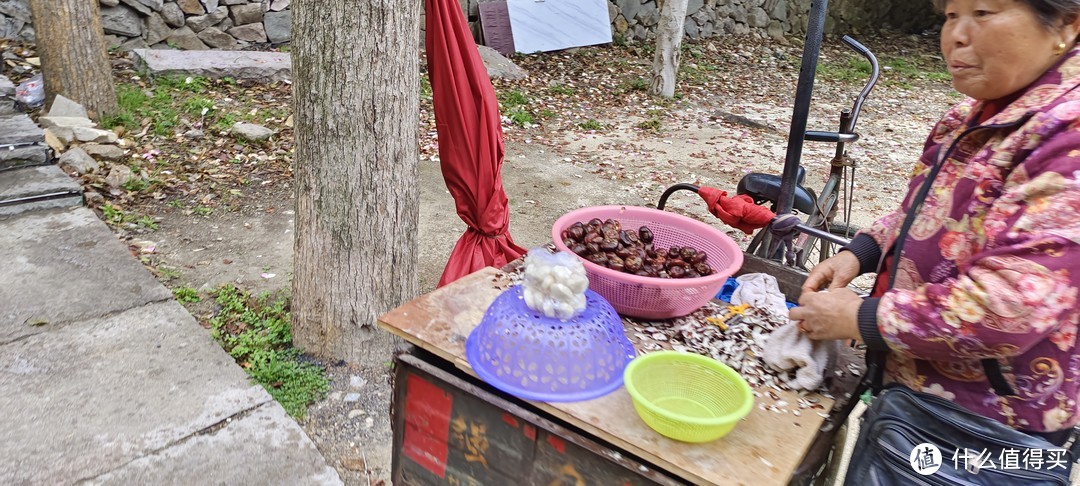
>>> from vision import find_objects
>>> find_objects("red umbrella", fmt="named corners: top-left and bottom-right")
top-left (426, 0), bottom-right (526, 287)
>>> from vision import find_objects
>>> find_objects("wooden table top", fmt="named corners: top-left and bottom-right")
top-left (377, 267), bottom-right (835, 486)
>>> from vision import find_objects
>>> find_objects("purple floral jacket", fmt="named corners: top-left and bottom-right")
top-left (845, 48), bottom-right (1080, 433)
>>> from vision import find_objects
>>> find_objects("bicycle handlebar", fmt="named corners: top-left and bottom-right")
top-left (841, 35), bottom-right (879, 133)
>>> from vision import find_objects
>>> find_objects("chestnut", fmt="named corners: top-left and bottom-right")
top-left (618, 229), bottom-right (639, 247)
top-left (691, 251), bottom-right (708, 264)
top-left (694, 263), bottom-right (713, 276)
top-left (624, 255), bottom-right (644, 273)
top-left (639, 226), bottom-right (653, 244)
top-left (600, 238), bottom-right (619, 252)
top-left (669, 266), bottom-right (687, 279)
top-left (680, 247), bottom-right (697, 261)
top-left (571, 244), bottom-right (589, 256)
top-left (586, 253), bottom-right (609, 266)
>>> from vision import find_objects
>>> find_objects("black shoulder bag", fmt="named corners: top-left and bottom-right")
top-left (842, 133), bottom-right (1076, 485)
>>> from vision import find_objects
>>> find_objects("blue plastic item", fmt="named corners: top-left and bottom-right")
top-left (716, 276), bottom-right (798, 308)
top-left (465, 285), bottom-right (636, 402)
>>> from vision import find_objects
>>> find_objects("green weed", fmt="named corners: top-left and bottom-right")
top-left (579, 119), bottom-right (604, 130)
top-left (136, 215), bottom-right (159, 231)
top-left (193, 206), bottom-right (213, 216)
top-left (498, 89), bottom-right (529, 107)
top-left (548, 84), bottom-right (575, 95)
top-left (122, 178), bottom-right (150, 193)
top-left (173, 286), bottom-right (201, 303)
top-left (506, 107), bottom-right (534, 127)
top-left (157, 266), bottom-right (182, 280)
top-left (101, 203), bottom-right (126, 224)
top-left (209, 285), bottom-right (328, 418)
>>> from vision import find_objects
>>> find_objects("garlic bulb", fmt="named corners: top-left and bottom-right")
top-left (521, 248), bottom-right (589, 320)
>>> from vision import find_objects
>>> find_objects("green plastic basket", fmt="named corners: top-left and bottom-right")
top-left (623, 351), bottom-right (754, 443)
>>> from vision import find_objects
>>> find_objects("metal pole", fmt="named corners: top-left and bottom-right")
top-left (776, 0), bottom-right (828, 215)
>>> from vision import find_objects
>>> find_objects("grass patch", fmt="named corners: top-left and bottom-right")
top-left (619, 77), bottom-right (651, 94)
top-left (818, 54), bottom-right (951, 86)
top-left (548, 83), bottom-right (575, 95)
top-left (173, 286), bottom-right (201, 303)
top-left (100, 75), bottom-right (245, 137)
top-left (579, 119), bottom-right (604, 130)
top-left (209, 285), bottom-right (328, 418)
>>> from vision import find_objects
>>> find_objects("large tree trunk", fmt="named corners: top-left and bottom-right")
top-left (650, 0), bottom-right (689, 98)
top-left (27, 0), bottom-right (116, 119)
top-left (292, 2), bottom-right (421, 365)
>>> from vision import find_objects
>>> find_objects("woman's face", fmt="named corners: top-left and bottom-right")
top-left (941, 0), bottom-right (1080, 100)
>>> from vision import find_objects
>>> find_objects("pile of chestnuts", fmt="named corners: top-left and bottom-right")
top-left (560, 218), bottom-right (713, 278)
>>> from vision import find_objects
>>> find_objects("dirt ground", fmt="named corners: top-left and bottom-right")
top-left (78, 31), bottom-right (957, 484)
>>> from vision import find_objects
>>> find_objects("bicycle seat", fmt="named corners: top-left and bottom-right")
top-left (736, 167), bottom-right (817, 215)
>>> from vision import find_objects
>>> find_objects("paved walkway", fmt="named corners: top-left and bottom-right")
top-left (0, 76), bottom-right (341, 484)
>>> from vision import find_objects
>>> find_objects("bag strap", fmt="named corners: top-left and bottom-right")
top-left (871, 125), bottom-right (1016, 397)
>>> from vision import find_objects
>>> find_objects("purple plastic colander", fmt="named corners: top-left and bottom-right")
top-left (465, 285), bottom-right (636, 402)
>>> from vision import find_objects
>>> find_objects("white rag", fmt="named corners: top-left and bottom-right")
top-left (730, 273), bottom-right (789, 317)
top-left (762, 322), bottom-right (838, 391)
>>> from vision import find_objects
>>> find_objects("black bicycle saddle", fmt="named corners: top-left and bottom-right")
top-left (736, 166), bottom-right (817, 215)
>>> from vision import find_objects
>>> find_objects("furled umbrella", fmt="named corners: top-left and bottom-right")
top-left (426, 0), bottom-right (526, 287)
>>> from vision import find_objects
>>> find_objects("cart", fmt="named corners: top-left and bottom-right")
top-left (378, 256), bottom-right (864, 485)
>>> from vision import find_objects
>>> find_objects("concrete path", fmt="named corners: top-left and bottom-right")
top-left (0, 74), bottom-right (341, 484)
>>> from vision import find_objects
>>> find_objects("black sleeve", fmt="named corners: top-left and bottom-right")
top-left (841, 233), bottom-right (883, 275)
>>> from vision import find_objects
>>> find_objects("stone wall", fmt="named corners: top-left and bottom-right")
top-left (0, 0), bottom-right (292, 50)
top-left (1, 0), bottom-right (938, 49)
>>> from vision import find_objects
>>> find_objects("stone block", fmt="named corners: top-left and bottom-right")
top-left (72, 127), bottom-right (119, 144)
top-left (0, 0), bottom-right (32, 22)
top-left (197, 26), bottom-right (236, 48)
top-left (176, 0), bottom-right (206, 15)
top-left (79, 142), bottom-right (126, 161)
top-left (269, 0), bottom-right (289, 12)
top-left (0, 113), bottom-right (44, 145)
top-left (477, 45), bottom-right (527, 80)
top-left (167, 25), bottom-right (210, 50)
top-left (119, 0), bottom-right (153, 16)
top-left (187, 5), bottom-right (229, 32)
top-left (231, 122), bottom-right (272, 141)
top-left (0, 167), bottom-right (81, 217)
top-left (38, 116), bottom-right (97, 130)
top-left (263, 9), bottom-right (290, 44)
top-left (227, 22), bottom-right (266, 42)
top-left (160, 1), bottom-right (186, 27)
top-left (144, 11), bottom-right (172, 45)
top-left (88, 405), bottom-right (343, 485)
top-left (101, 4), bottom-right (143, 37)
top-left (45, 94), bottom-right (89, 119)
top-left (132, 48), bottom-right (291, 82)
top-left (100, 0), bottom-right (121, 6)
top-left (0, 74), bottom-right (14, 96)
top-left (58, 147), bottom-right (100, 175)
top-left (230, 3), bottom-right (263, 26)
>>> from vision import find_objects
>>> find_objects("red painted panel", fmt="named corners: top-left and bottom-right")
top-left (501, 412), bottom-right (520, 429)
top-left (403, 373), bottom-right (454, 478)
top-left (546, 435), bottom-right (566, 454)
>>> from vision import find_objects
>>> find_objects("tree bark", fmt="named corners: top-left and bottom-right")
top-left (292, 1), bottom-right (421, 365)
top-left (650, 0), bottom-right (689, 98)
top-left (27, 0), bottom-right (116, 119)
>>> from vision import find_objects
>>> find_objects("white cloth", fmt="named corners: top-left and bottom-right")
top-left (730, 273), bottom-right (789, 317)
top-left (762, 322), bottom-right (838, 391)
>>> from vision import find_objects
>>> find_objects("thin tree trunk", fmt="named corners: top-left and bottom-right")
top-left (292, 1), bottom-right (421, 365)
top-left (27, 0), bottom-right (116, 119)
top-left (650, 0), bottom-right (689, 98)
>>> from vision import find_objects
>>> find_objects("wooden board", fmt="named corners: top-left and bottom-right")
top-left (378, 267), bottom-right (835, 486)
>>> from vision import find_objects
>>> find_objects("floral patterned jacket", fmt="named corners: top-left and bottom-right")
top-left (844, 48), bottom-right (1080, 433)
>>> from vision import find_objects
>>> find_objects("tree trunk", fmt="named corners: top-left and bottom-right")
top-left (292, 2), bottom-right (421, 365)
top-left (650, 0), bottom-right (689, 98)
top-left (27, 0), bottom-right (116, 119)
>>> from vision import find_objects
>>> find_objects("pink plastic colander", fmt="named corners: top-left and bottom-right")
top-left (552, 206), bottom-right (743, 320)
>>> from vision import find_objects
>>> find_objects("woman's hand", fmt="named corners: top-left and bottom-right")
top-left (801, 250), bottom-right (861, 294)
top-left (789, 288), bottom-right (863, 341)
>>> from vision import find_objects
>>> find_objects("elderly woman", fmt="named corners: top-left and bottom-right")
top-left (790, 0), bottom-right (1080, 444)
